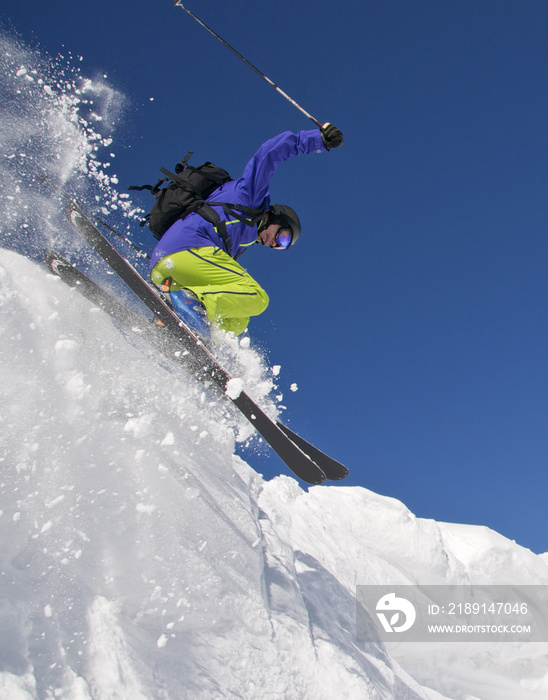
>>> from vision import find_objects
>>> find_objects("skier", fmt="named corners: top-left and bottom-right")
top-left (149, 124), bottom-right (344, 337)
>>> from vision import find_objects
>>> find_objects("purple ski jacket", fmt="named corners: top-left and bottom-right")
top-left (149, 129), bottom-right (326, 270)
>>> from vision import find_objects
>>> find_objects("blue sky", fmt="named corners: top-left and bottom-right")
top-left (4, 1), bottom-right (548, 554)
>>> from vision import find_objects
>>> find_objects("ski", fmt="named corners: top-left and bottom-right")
top-left (62, 200), bottom-right (349, 483)
top-left (276, 422), bottom-right (348, 481)
top-left (46, 251), bottom-right (146, 328)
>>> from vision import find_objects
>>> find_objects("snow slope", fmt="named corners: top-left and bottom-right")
top-left (1, 249), bottom-right (548, 700)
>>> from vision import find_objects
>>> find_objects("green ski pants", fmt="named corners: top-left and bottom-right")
top-left (151, 247), bottom-right (269, 336)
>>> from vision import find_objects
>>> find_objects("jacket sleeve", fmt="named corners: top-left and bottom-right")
top-left (236, 130), bottom-right (325, 208)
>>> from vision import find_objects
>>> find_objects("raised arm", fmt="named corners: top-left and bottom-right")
top-left (236, 129), bottom-right (326, 207)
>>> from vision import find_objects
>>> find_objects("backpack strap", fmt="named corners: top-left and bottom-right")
top-left (174, 150), bottom-right (194, 174)
top-left (128, 178), bottom-right (169, 196)
top-left (128, 152), bottom-right (195, 195)
top-left (182, 199), bottom-right (233, 256)
top-left (158, 166), bottom-right (233, 196)
top-left (208, 201), bottom-right (266, 227)
top-left (159, 167), bottom-right (201, 194)
top-left (215, 220), bottom-right (232, 256)
top-left (206, 201), bottom-right (267, 256)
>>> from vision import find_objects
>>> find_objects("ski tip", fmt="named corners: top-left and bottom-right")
top-left (331, 470), bottom-right (350, 482)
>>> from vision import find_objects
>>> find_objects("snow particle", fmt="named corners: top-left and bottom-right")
top-left (226, 377), bottom-right (244, 400)
top-left (46, 495), bottom-right (65, 509)
top-left (161, 432), bottom-right (175, 446)
top-left (136, 503), bottom-right (156, 514)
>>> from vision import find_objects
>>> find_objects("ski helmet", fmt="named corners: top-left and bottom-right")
top-left (268, 204), bottom-right (301, 247)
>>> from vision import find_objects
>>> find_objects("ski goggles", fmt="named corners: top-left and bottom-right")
top-left (273, 227), bottom-right (293, 250)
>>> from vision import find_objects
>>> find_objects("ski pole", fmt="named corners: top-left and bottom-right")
top-left (173, 1), bottom-right (323, 129)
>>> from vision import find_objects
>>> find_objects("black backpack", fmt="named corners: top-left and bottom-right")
top-left (130, 151), bottom-right (265, 255)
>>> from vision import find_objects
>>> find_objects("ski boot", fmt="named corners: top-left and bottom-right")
top-left (168, 288), bottom-right (210, 339)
